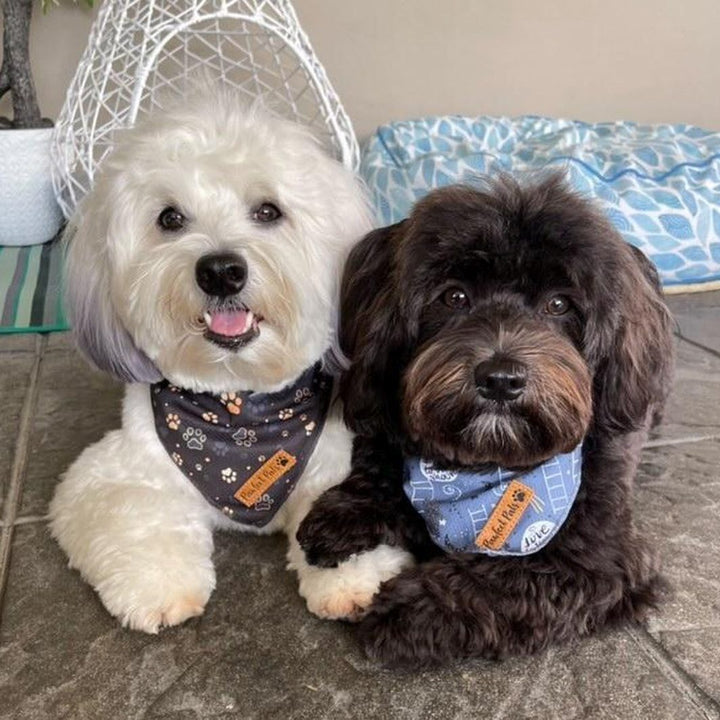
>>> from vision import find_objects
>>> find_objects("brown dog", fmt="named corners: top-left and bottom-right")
top-left (298, 174), bottom-right (675, 667)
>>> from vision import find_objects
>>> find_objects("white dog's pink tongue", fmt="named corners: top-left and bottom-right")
top-left (207, 309), bottom-right (252, 336)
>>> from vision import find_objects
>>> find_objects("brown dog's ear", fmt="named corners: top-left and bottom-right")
top-left (628, 243), bottom-right (664, 293)
top-left (589, 242), bottom-right (675, 435)
top-left (340, 221), bottom-right (409, 438)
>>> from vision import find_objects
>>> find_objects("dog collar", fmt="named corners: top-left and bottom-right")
top-left (151, 363), bottom-right (332, 526)
top-left (403, 445), bottom-right (583, 555)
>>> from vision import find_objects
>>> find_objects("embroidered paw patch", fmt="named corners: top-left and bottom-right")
top-left (475, 480), bottom-right (535, 551)
top-left (234, 450), bottom-right (297, 507)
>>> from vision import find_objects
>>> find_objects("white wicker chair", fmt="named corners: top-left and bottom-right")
top-left (51, 0), bottom-right (359, 219)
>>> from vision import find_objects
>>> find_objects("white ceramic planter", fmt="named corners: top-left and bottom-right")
top-left (0, 126), bottom-right (64, 246)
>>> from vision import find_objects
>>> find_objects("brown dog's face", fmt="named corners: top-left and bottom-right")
top-left (340, 175), bottom-right (674, 469)
top-left (403, 305), bottom-right (591, 468)
top-left (398, 186), bottom-right (594, 468)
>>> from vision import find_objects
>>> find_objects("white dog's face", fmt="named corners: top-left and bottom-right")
top-left (67, 89), bottom-right (371, 393)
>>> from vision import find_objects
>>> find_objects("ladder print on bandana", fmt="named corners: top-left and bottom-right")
top-left (542, 455), bottom-right (572, 515)
top-left (407, 475), bottom-right (435, 503)
top-left (468, 505), bottom-right (490, 537)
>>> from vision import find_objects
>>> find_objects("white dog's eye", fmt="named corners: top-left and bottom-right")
top-left (252, 202), bottom-right (282, 224)
top-left (157, 206), bottom-right (187, 232)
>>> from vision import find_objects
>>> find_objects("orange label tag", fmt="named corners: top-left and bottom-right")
top-left (475, 479), bottom-right (535, 551)
top-left (234, 450), bottom-right (297, 507)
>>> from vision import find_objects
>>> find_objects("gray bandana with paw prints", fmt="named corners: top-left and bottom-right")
top-left (151, 363), bottom-right (332, 526)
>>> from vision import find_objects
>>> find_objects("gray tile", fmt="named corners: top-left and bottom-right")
top-left (656, 628), bottom-right (720, 703)
top-left (649, 338), bottom-right (720, 444)
top-left (0, 524), bottom-right (700, 720)
top-left (665, 289), bottom-right (720, 315)
top-left (505, 632), bottom-right (706, 720)
top-left (636, 439), bottom-right (720, 633)
top-left (666, 290), bottom-right (720, 355)
top-left (675, 310), bottom-right (720, 355)
top-left (0, 522), bottom-right (197, 720)
top-left (0, 334), bottom-right (37, 353)
top-left (45, 331), bottom-right (75, 354)
top-left (18, 353), bottom-right (123, 517)
top-left (0, 354), bottom-right (35, 517)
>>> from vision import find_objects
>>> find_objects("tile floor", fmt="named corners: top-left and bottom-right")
top-left (0, 293), bottom-right (719, 720)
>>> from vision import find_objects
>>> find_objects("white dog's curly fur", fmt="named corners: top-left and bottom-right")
top-left (49, 86), bottom-right (413, 634)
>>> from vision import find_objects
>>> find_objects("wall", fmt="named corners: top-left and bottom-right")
top-left (2, 0), bottom-right (719, 140)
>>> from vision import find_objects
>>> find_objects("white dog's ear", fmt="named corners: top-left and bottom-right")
top-left (64, 208), bottom-right (162, 384)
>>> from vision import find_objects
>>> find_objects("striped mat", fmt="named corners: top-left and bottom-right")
top-left (0, 237), bottom-right (69, 334)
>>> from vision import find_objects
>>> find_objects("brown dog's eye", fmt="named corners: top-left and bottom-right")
top-left (442, 287), bottom-right (470, 310)
top-left (252, 202), bottom-right (282, 224)
top-left (545, 295), bottom-right (571, 316)
top-left (157, 206), bottom-right (186, 232)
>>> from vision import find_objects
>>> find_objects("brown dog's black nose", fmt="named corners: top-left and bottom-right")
top-left (475, 358), bottom-right (527, 401)
top-left (195, 252), bottom-right (247, 297)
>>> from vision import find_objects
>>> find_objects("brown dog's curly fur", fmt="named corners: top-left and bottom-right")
top-left (297, 174), bottom-right (675, 668)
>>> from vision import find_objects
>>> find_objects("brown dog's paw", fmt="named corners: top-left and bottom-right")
top-left (297, 492), bottom-right (384, 568)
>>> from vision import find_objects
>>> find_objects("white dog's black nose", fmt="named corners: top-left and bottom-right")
top-left (475, 358), bottom-right (527, 401)
top-left (195, 252), bottom-right (247, 297)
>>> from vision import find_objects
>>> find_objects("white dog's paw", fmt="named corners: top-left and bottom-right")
top-left (97, 573), bottom-right (215, 634)
top-left (297, 544), bottom-right (415, 622)
top-left (304, 582), bottom-right (374, 622)
top-left (50, 444), bottom-right (218, 635)
top-left (114, 591), bottom-right (211, 634)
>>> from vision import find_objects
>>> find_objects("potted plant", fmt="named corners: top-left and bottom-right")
top-left (0, 0), bottom-right (94, 246)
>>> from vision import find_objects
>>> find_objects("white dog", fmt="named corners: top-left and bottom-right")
top-left (49, 86), bottom-right (413, 633)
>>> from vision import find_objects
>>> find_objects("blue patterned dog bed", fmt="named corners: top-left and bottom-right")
top-left (360, 115), bottom-right (720, 290)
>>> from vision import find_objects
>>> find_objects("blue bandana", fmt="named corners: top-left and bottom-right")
top-left (403, 445), bottom-right (583, 555)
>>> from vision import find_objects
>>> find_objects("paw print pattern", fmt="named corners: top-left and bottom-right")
top-left (202, 411), bottom-right (218, 424)
top-left (278, 408), bottom-right (294, 420)
top-left (171, 452), bottom-right (183, 466)
top-left (232, 427), bottom-right (257, 448)
top-left (213, 440), bottom-right (230, 457)
top-left (294, 387), bottom-right (312, 404)
top-left (220, 392), bottom-right (242, 415)
top-left (304, 421), bottom-right (316, 436)
top-left (182, 427), bottom-right (207, 451)
top-left (254, 493), bottom-right (274, 512)
top-left (221, 467), bottom-right (237, 484)
top-left (166, 413), bottom-right (180, 430)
